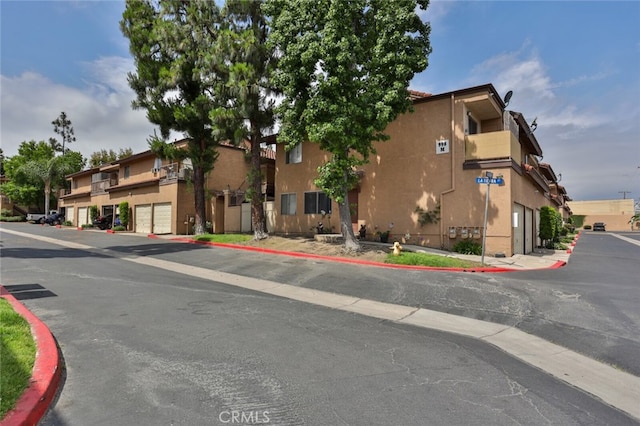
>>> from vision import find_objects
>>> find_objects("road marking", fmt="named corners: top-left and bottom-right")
top-left (2, 227), bottom-right (639, 420)
top-left (609, 232), bottom-right (640, 247)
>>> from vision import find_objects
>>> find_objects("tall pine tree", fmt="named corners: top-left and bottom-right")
top-left (121, 0), bottom-right (228, 235)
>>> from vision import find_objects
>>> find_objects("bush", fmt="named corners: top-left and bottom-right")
top-left (0, 215), bottom-right (25, 222)
top-left (583, 225), bottom-right (592, 230)
top-left (89, 205), bottom-right (99, 222)
top-left (112, 225), bottom-right (126, 231)
top-left (452, 239), bottom-right (482, 255)
top-left (118, 201), bottom-right (129, 227)
top-left (63, 221), bottom-right (72, 226)
top-left (81, 223), bottom-right (94, 229)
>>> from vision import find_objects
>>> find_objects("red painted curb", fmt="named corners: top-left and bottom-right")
top-left (0, 285), bottom-right (61, 426)
top-left (166, 237), bottom-right (522, 273)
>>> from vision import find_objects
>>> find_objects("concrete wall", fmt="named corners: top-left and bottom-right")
top-left (568, 199), bottom-right (635, 231)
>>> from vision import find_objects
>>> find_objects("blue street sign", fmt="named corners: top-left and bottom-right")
top-left (476, 177), bottom-right (504, 185)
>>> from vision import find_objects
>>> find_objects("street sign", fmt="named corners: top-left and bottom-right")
top-left (476, 177), bottom-right (504, 185)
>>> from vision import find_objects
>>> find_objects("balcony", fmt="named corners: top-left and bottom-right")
top-left (159, 163), bottom-right (192, 185)
top-left (465, 130), bottom-right (521, 162)
top-left (91, 178), bottom-right (118, 194)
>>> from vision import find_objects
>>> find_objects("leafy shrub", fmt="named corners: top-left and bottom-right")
top-left (112, 225), bottom-right (126, 231)
top-left (118, 201), bottom-right (129, 227)
top-left (0, 215), bottom-right (25, 222)
top-left (89, 205), bottom-right (99, 222)
top-left (63, 221), bottom-right (72, 226)
top-left (81, 223), bottom-right (94, 229)
top-left (452, 239), bottom-right (482, 255)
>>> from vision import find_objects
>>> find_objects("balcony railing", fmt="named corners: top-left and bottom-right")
top-left (91, 178), bottom-right (117, 194)
top-left (465, 130), bottom-right (521, 162)
top-left (159, 163), bottom-right (192, 184)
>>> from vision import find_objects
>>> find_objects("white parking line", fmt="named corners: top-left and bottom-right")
top-left (609, 232), bottom-right (640, 247)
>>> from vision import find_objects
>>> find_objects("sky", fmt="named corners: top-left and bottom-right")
top-left (1, 0), bottom-right (639, 203)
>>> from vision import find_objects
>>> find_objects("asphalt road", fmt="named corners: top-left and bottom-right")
top-left (1, 223), bottom-right (638, 425)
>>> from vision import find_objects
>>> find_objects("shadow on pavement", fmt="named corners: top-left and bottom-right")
top-left (3, 284), bottom-right (58, 300)
top-left (0, 248), bottom-right (110, 260)
top-left (103, 242), bottom-right (212, 256)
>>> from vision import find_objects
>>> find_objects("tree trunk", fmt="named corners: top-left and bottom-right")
top-left (44, 179), bottom-right (51, 214)
top-left (250, 126), bottom-right (267, 240)
top-left (339, 185), bottom-right (360, 252)
top-left (192, 163), bottom-right (207, 235)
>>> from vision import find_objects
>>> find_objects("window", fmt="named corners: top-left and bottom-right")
top-left (304, 191), bottom-right (332, 214)
top-left (468, 114), bottom-right (478, 135)
top-left (124, 166), bottom-right (130, 179)
top-left (281, 193), bottom-right (297, 215)
top-left (229, 192), bottom-right (245, 207)
top-left (285, 144), bottom-right (302, 164)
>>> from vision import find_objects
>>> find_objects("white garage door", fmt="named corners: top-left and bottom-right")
top-left (66, 207), bottom-right (74, 225)
top-left (77, 207), bottom-right (88, 226)
top-left (135, 205), bottom-right (152, 234)
top-left (153, 203), bottom-right (172, 234)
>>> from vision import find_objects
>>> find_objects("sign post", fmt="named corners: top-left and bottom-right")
top-left (477, 172), bottom-right (503, 265)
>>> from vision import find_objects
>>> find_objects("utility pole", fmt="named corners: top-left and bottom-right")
top-left (619, 191), bottom-right (632, 199)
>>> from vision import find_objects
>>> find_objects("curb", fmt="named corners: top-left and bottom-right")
top-left (167, 236), bottom-right (567, 273)
top-left (0, 285), bottom-right (61, 426)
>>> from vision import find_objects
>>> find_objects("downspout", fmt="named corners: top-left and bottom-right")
top-left (440, 93), bottom-right (456, 248)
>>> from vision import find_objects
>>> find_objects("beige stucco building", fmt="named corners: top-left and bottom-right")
top-left (568, 199), bottom-right (635, 231)
top-left (59, 140), bottom-right (275, 235)
top-left (273, 84), bottom-right (571, 257)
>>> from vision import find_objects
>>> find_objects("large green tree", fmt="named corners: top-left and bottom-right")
top-left (121, 0), bottom-right (229, 235)
top-left (1, 141), bottom-right (84, 211)
top-left (216, 0), bottom-right (277, 239)
top-left (265, 0), bottom-right (432, 250)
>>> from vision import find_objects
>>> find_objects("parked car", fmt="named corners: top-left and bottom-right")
top-left (26, 210), bottom-right (58, 224)
top-left (593, 222), bottom-right (606, 231)
top-left (43, 212), bottom-right (65, 225)
top-left (93, 214), bottom-right (114, 230)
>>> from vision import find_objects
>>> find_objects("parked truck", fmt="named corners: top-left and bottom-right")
top-left (26, 210), bottom-right (59, 224)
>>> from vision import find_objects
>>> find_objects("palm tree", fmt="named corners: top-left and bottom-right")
top-left (629, 213), bottom-right (640, 231)
top-left (20, 156), bottom-right (73, 214)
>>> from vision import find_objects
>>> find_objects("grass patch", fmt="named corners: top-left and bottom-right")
top-left (193, 233), bottom-right (253, 244)
top-left (0, 298), bottom-right (36, 418)
top-left (384, 252), bottom-right (487, 268)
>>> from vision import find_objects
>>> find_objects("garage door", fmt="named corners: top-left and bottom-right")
top-left (135, 204), bottom-right (152, 234)
top-left (525, 207), bottom-right (534, 254)
top-left (152, 203), bottom-right (172, 234)
top-left (77, 207), bottom-right (88, 226)
top-left (66, 207), bottom-right (74, 225)
top-left (512, 203), bottom-right (525, 255)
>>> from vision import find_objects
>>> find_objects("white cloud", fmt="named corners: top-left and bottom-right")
top-left (1, 56), bottom-right (170, 162)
